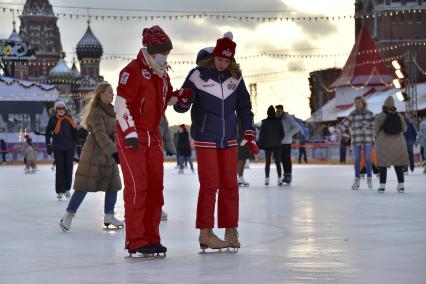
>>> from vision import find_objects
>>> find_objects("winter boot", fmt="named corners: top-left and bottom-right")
top-left (352, 178), bottom-right (360, 190)
top-left (283, 174), bottom-right (292, 185)
top-left (104, 213), bottom-right (124, 228)
top-left (225, 228), bottom-right (241, 249)
top-left (59, 211), bottom-right (75, 232)
top-left (264, 177), bottom-right (269, 186)
top-left (199, 229), bottom-right (229, 250)
top-left (397, 183), bottom-right (405, 193)
top-left (65, 191), bottom-right (71, 198)
top-left (238, 176), bottom-right (250, 187)
top-left (367, 177), bottom-right (373, 189)
top-left (378, 183), bottom-right (385, 193)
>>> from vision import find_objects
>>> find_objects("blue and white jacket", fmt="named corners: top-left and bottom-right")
top-left (174, 66), bottom-right (255, 149)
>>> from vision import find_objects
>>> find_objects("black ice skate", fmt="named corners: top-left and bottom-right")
top-left (126, 245), bottom-right (157, 259)
top-left (152, 243), bottom-right (167, 257)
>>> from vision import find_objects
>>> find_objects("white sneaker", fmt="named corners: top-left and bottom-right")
top-left (397, 183), bottom-right (405, 193)
top-left (352, 178), bottom-right (360, 190)
top-left (65, 191), bottom-right (71, 198)
top-left (367, 177), bottom-right (373, 189)
top-left (104, 214), bottom-right (124, 228)
top-left (59, 211), bottom-right (74, 232)
top-left (264, 177), bottom-right (269, 186)
top-left (57, 193), bottom-right (64, 200)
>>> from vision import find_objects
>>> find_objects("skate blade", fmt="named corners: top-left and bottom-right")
top-left (125, 253), bottom-right (166, 259)
top-left (199, 247), bottom-right (234, 255)
top-left (103, 224), bottom-right (124, 231)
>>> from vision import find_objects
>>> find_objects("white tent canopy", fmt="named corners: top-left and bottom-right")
top-left (0, 76), bottom-right (59, 102)
top-left (307, 83), bottom-right (426, 122)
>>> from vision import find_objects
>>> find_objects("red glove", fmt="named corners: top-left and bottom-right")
top-left (240, 130), bottom-right (260, 155)
top-left (178, 88), bottom-right (193, 102)
top-left (166, 88), bottom-right (193, 105)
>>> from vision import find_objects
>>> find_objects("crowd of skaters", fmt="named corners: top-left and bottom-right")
top-left (1, 24), bottom-right (426, 258)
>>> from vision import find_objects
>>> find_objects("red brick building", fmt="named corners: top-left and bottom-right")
top-left (355, 0), bottom-right (426, 82)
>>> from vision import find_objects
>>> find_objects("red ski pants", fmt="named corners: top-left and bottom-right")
top-left (116, 136), bottom-right (164, 251)
top-left (195, 147), bottom-right (239, 229)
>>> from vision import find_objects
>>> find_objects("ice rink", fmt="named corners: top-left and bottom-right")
top-left (0, 163), bottom-right (425, 284)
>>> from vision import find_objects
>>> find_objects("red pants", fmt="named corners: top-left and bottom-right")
top-left (195, 147), bottom-right (239, 229)
top-left (116, 133), bottom-right (164, 251)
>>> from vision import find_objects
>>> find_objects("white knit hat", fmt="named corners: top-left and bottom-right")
top-left (54, 101), bottom-right (66, 110)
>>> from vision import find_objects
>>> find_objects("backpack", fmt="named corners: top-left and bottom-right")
top-left (382, 113), bottom-right (402, 135)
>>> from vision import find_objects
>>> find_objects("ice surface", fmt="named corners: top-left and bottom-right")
top-left (0, 163), bottom-right (425, 284)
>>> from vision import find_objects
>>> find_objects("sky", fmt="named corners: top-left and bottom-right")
top-left (0, 0), bottom-right (356, 125)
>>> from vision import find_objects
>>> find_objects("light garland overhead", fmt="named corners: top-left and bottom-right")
top-left (1, 5), bottom-right (425, 23)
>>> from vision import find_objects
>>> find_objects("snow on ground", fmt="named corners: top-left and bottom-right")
top-left (0, 163), bottom-right (425, 284)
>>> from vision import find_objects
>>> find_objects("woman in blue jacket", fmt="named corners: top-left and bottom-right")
top-left (175, 32), bottom-right (258, 252)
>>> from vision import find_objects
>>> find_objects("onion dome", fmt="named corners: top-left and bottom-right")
top-left (49, 54), bottom-right (73, 78)
top-left (76, 20), bottom-right (103, 59)
top-left (8, 21), bottom-right (23, 42)
top-left (71, 58), bottom-right (81, 78)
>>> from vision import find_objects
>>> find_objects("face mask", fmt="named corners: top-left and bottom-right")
top-left (154, 54), bottom-right (167, 66)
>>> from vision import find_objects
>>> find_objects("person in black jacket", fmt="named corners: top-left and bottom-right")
top-left (258, 106), bottom-right (284, 186)
top-left (75, 123), bottom-right (89, 159)
top-left (45, 101), bottom-right (78, 200)
top-left (0, 139), bottom-right (6, 164)
top-left (177, 124), bottom-right (194, 174)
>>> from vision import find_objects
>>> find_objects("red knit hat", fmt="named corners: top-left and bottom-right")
top-left (212, 32), bottom-right (236, 60)
top-left (142, 25), bottom-right (173, 54)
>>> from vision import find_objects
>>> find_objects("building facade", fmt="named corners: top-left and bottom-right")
top-left (355, 0), bottom-right (426, 82)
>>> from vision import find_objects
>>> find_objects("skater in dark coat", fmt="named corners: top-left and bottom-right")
top-left (76, 123), bottom-right (89, 159)
top-left (59, 82), bottom-right (123, 232)
top-left (258, 105), bottom-right (284, 186)
top-left (45, 100), bottom-right (77, 200)
top-left (0, 139), bottom-right (6, 163)
top-left (177, 124), bottom-right (194, 173)
top-left (403, 117), bottom-right (417, 173)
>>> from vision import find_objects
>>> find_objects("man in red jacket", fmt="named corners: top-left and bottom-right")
top-left (114, 25), bottom-right (190, 256)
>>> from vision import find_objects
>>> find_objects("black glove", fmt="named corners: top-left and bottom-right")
top-left (112, 152), bottom-right (120, 164)
top-left (125, 137), bottom-right (139, 149)
top-left (166, 151), bottom-right (176, 157)
top-left (47, 144), bottom-right (53, 155)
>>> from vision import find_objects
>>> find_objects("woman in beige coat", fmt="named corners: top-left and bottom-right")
top-left (60, 82), bottom-right (123, 231)
top-left (374, 96), bottom-right (409, 193)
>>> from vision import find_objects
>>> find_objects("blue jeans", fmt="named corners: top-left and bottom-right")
top-left (353, 144), bottom-right (372, 178)
top-left (67, 191), bottom-right (117, 214)
top-left (178, 154), bottom-right (193, 170)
